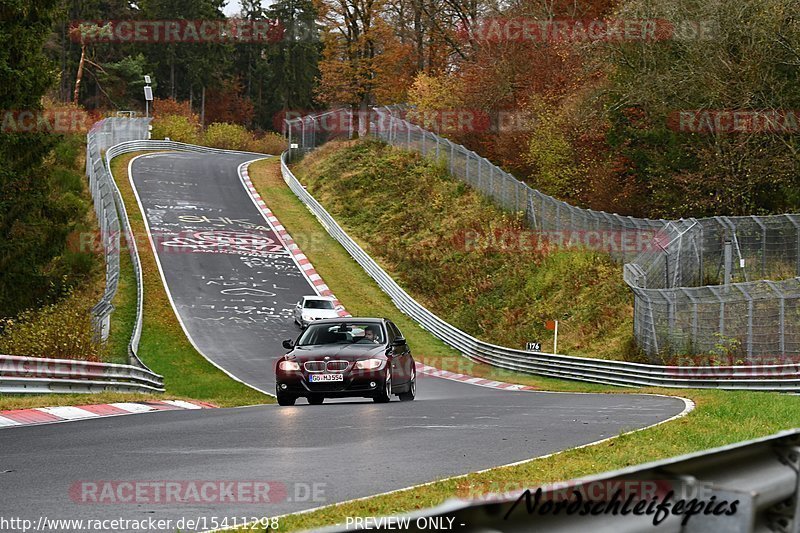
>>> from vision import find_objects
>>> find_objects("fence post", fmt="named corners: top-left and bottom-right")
top-left (680, 288), bottom-right (699, 349)
top-left (736, 285), bottom-right (754, 360)
top-left (311, 116), bottom-right (317, 148)
top-left (766, 281), bottom-right (786, 356)
top-left (526, 191), bottom-right (537, 229)
top-left (787, 214), bottom-right (800, 276)
top-left (449, 141), bottom-right (454, 174)
top-left (349, 108), bottom-right (354, 140)
top-left (667, 293), bottom-right (675, 350)
top-left (724, 238), bottom-right (732, 286)
top-left (285, 120), bottom-right (293, 161)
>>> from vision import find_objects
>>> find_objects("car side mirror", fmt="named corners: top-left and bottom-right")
top-left (392, 337), bottom-right (406, 346)
top-left (282, 339), bottom-right (294, 350)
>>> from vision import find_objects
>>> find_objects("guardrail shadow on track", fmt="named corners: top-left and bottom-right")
top-left (312, 428), bottom-right (800, 533)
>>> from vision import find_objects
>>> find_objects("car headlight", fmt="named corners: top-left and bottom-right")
top-left (355, 358), bottom-right (383, 370)
top-left (302, 314), bottom-right (313, 321)
top-left (278, 360), bottom-right (300, 371)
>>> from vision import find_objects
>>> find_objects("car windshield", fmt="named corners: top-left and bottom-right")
top-left (297, 323), bottom-right (384, 346)
top-left (304, 299), bottom-right (335, 310)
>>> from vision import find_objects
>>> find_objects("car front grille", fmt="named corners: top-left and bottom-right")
top-left (304, 361), bottom-right (326, 372)
top-left (303, 360), bottom-right (349, 372)
top-left (326, 360), bottom-right (349, 372)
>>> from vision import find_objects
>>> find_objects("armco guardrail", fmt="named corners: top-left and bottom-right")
top-left (4, 131), bottom-right (271, 395)
top-left (86, 118), bottom-right (151, 345)
top-left (287, 108), bottom-right (800, 362)
top-left (313, 428), bottom-right (800, 532)
top-left (0, 354), bottom-right (164, 394)
top-left (0, 118), bottom-right (165, 395)
top-left (280, 151), bottom-right (800, 391)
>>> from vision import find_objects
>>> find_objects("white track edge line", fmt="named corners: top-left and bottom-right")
top-left (126, 153), bottom-right (274, 397)
top-left (209, 397), bottom-right (694, 533)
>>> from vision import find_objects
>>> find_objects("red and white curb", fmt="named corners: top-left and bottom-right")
top-left (0, 400), bottom-right (217, 429)
top-left (416, 363), bottom-right (537, 391)
top-left (239, 163), bottom-right (349, 317)
top-left (240, 160), bottom-right (533, 394)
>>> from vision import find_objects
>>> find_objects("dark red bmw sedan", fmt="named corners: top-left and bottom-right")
top-left (275, 318), bottom-right (416, 406)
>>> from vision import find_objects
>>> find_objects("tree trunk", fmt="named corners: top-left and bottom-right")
top-left (358, 96), bottom-right (370, 137)
top-left (170, 55), bottom-right (176, 99)
top-left (73, 44), bottom-right (86, 104)
top-left (413, 0), bottom-right (424, 71)
top-left (201, 85), bottom-right (206, 127)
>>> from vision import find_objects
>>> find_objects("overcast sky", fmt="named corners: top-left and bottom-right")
top-left (224, 1), bottom-right (276, 16)
top-left (223, 1), bottom-right (244, 16)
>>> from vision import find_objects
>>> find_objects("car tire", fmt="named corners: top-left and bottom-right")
top-left (373, 368), bottom-right (392, 403)
top-left (399, 367), bottom-right (416, 402)
top-left (308, 396), bottom-right (324, 405)
top-left (277, 393), bottom-right (296, 406)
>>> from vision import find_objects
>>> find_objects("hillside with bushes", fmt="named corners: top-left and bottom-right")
top-left (295, 139), bottom-right (639, 361)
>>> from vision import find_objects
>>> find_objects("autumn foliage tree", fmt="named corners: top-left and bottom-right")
top-left (152, 97), bottom-right (197, 120)
top-left (316, 0), bottom-right (416, 132)
top-left (204, 79), bottom-right (256, 125)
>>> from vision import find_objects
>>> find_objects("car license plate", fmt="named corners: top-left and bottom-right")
top-left (309, 373), bottom-right (344, 382)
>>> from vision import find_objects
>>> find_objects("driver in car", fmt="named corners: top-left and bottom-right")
top-left (361, 325), bottom-right (381, 344)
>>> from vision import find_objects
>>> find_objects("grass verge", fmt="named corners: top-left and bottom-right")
top-left (240, 155), bottom-right (800, 532)
top-left (291, 140), bottom-right (636, 362)
top-left (108, 152), bottom-right (272, 407)
top-left (105, 227), bottom-right (138, 365)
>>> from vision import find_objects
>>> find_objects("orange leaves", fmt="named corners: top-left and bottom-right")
top-left (316, 0), bottom-right (417, 106)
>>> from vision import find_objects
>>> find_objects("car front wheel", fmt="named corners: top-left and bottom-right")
top-left (373, 368), bottom-right (392, 403)
top-left (277, 393), bottom-right (296, 406)
top-left (399, 367), bottom-right (416, 402)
